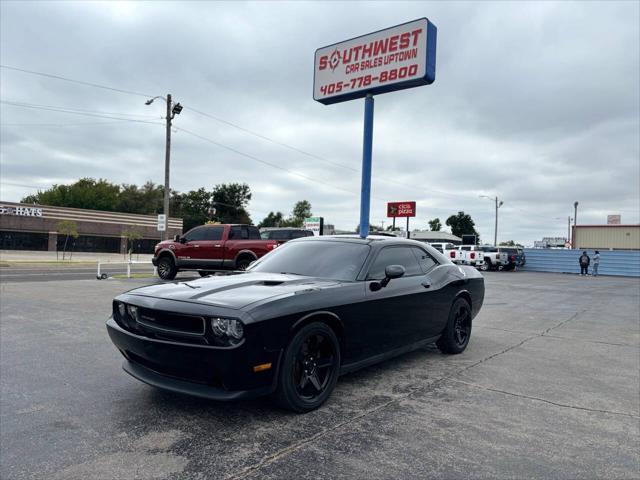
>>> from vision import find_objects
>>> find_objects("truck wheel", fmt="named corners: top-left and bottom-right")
top-left (236, 257), bottom-right (252, 270)
top-left (157, 256), bottom-right (177, 280)
top-left (479, 262), bottom-right (489, 272)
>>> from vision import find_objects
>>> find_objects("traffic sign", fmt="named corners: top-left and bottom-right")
top-left (157, 214), bottom-right (167, 232)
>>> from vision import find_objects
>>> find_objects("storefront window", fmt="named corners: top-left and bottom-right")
top-left (0, 231), bottom-right (48, 251)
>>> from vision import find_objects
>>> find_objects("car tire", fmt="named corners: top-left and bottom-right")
top-left (157, 256), bottom-right (177, 280)
top-left (436, 297), bottom-right (472, 354)
top-left (479, 261), bottom-right (489, 272)
top-left (274, 322), bottom-right (340, 413)
top-left (198, 271), bottom-right (211, 277)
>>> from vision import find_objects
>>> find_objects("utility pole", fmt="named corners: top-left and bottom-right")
top-left (163, 94), bottom-right (172, 241)
top-left (573, 201), bottom-right (579, 249)
top-left (145, 94), bottom-right (182, 240)
top-left (480, 195), bottom-right (503, 245)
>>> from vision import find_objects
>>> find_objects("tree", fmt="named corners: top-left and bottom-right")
top-left (56, 220), bottom-right (78, 260)
top-left (211, 183), bottom-right (252, 224)
top-left (499, 240), bottom-right (523, 247)
top-left (174, 188), bottom-right (214, 231)
top-left (122, 228), bottom-right (142, 260)
top-left (282, 200), bottom-right (312, 228)
top-left (446, 211), bottom-right (480, 243)
top-left (428, 218), bottom-right (442, 231)
top-left (258, 211), bottom-right (285, 228)
top-left (23, 178), bottom-right (120, 212)
top-left (117, 181), bottom-right (164, 214)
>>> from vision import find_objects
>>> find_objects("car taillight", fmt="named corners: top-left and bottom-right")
top-left (470, 252), bottom-right (475, 259)
top-left (450, 251), bottom-right (456, 258)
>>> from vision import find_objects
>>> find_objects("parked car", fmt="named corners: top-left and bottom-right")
top-left (428, 242), bottom-right (463, 264)
top-left (496, 247), bottom-right (526, 270)
top-left (456, 245), bottom-right (486, 269)
top-left (107, 235), bottom-right (485, 412)
top-left (153, 224), bottom-right (278, 280)
top-left (260, 228), bottom-right (314, 243)
top-left (476, 246), bottom-right (509, 271)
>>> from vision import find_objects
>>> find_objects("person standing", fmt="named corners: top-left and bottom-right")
top-left (592, 250), bottom-right (600, 276)
top-left (579, 251), bottom-right (590, 276)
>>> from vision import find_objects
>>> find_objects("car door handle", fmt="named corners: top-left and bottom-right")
top-left (214, 244), bottom-right (222, 247)
top-left (193, 245), bottom-right (200, 248)
top-left (421, 281), bottom-right (432, 289)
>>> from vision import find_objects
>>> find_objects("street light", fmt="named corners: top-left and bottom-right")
top-left (145, 94), bottom-right (182, 240)
top-left (480, 195), bottom-right (503, 246)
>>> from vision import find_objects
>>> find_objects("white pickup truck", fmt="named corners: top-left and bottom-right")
top-left (456, 245), bottom-right (487, 268)
top-left (428, 242), bottom-right (464, 264)
top-left (457, 245), bottom-right (508, 271)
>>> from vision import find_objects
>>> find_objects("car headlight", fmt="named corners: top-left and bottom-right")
top-left (116, 301), bottom-right (127, 319)
top-left (126, 304), bottom-right (139, 320)
top-left (211, 317), bottom-right (244, 341)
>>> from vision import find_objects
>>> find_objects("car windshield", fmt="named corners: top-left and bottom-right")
top-left (248, 240), bottom-right (370, 281)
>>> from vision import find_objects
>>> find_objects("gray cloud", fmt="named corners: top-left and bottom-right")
top-left (1, 0), bottom-right (638, 245)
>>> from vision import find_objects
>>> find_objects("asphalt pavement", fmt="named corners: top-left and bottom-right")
top-left (1, 272), bottom-right (638, 479)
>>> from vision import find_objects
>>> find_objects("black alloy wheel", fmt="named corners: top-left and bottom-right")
top-left (157, 256), bottom-right (177, 280)
top-left (274, 322), bottom-right (340, 412)
top-left (437, 298), bottom-right (472, 354)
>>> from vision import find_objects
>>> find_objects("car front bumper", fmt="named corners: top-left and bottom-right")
top-left (106, 318), bottom-right (280, 401)
top-left (151, 257), bottom-right (158, 266)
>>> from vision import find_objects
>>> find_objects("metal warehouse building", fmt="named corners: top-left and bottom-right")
top-left (0, 201), bottom-right (182, 254)
top-left (573, 224), bottom-right (640, 251)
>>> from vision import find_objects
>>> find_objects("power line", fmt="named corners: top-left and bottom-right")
top-left (1, 121), bottom-right (148, 127)
top-left (0, 65), bottom-right (154, 98)
top-left (184, 104), bottom-right (476, 201)
top-left (1, 100), bottom-right (164, 125)
top-left (0, 100), bottom-right (158, 118)
top-left (1, 65), bottom-right (480, 201)
top-left (174, 125), bottom-right (386, 201)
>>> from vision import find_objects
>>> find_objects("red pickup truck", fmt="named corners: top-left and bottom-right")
top-left (153, 224), bottom-right (278, 280)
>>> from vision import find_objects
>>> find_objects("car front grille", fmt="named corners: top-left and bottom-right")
top-left (135, 307), bottom-right (206, 336)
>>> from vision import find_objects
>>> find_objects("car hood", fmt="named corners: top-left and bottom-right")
top-left (127, 272), bottom-right (342, 310)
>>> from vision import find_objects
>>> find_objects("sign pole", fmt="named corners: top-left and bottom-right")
top-left (359, 94), bottom-right (375, 239)
top-left (406, 217), bottom-right (410, 239)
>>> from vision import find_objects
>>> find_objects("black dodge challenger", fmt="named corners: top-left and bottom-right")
top-left (106, 235), bottom-right (485, 412)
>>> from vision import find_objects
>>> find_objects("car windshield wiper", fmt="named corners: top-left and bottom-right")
top-left (280, 272), bottom-right (303, 276)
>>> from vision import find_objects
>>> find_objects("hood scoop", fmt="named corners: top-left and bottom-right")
top-left (262, 280), bottom-right (285, 286)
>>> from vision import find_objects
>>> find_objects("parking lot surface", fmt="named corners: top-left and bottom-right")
top-left (1, 272), bottom-right (638, 479)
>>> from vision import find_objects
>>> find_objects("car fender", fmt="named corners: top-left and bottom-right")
top-left (235, 249), bottom-right (258, 263)
top-left (156, 248), bottom-right (178, 263)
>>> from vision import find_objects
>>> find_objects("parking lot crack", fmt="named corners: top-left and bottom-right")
top-left (449, 378), bottom-right (640, 419)
top-left (228, 310), bottom-right (593, 479)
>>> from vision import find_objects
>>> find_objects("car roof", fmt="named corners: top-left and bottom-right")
top-left (292, 234), bottom-right (440, 247)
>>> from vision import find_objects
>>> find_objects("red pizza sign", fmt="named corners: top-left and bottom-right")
top-left (387, 202), bottom-right (416, 218)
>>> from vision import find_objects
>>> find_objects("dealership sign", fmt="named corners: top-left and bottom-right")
top-left (0, 205), bottom-right (43, 217)
top-left (303, 216), bottom-right (324, 236)
top-left (387, 202), bottom-right (416, 218)
top-left (314, 18), bottom-right (437, 105)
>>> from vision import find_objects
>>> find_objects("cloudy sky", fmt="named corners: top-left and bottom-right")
top-left (1, 1), bottom-right (638, 245)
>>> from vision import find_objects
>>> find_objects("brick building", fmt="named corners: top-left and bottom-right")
top-left (0, 201), bottom-right (182, 254)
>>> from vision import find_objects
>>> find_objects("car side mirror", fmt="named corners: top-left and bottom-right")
top-left (370, 264), bottom-right (405, 291)
top-left (173, 234), bottom-right (181, 242)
